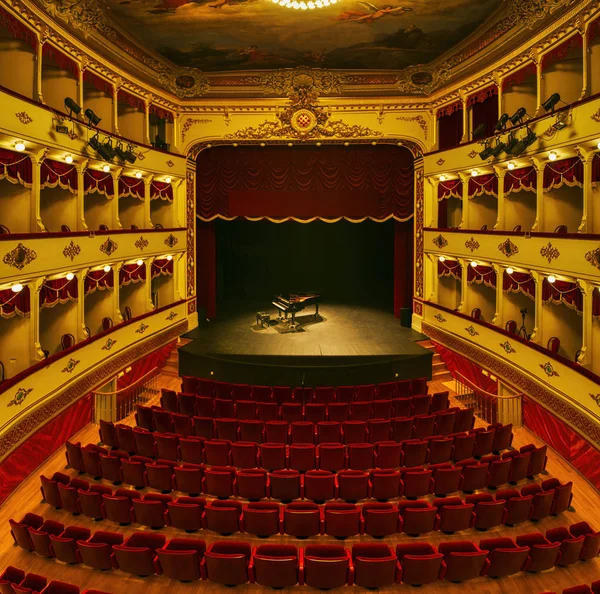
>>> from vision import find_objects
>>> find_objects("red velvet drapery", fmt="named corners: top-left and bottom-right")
top-left (196, 145), bottom-right (415, 222)
top-left (150, 181), bottom-right (173, 202)
top-left (84, 269), bottom-right (114, 295)
top-left (116, 342), bottom-right (176, 389)
top-left (0, 286), bottom-right (30, 318)
top-left (593, 288), bottom-right (600, 320)
top-left (40, 159), bottom-right (78, 193)
top-left (502, 63), bottom-right (537, 91)
top-left (117, 89), bottom-right (145, 111)
top-left (150, 105), bottom-right (174, 122)
top-left (437, 101), bottom-right (462, 119)
top-left (438, 180), bottom-right (462, 200)
top-left (40, 278), bottom-right (78, 308)
top-left (83, 70), bottom-right (113, 96)
top-left (0, 6), bottom-right (37, 49)
top-left (503, 271), bottom-right (535, 299)
top-left (438, 260), bottom-right (462, 279)
top-left (592, 154), bottom-right (600, 183)
top-left (467, 265), bottom-right (496, 288)
top-left (438, 108), bottom-right (463, 151)
top-left (119, 264), bottom-right (146, 286)
top-left (0, 148), bottom-right (32, 187)
top-left (119, 176), bottom-right (145, 200)
top-left (469, 87), bottom-right (499, 140)
top-left (42, 43), bottom-right (78, 77)
top-left (468, 174), bottom-right (498, 197)
top-left (504, 166), bottom-right (536, 194)
top-left (542, 34), bottom-right (583, 69)
top-left (394, 219), bottom-right (413, 318)
top-left (151, 259), bottom-right (174, 278)
top-left (590, 16), bottom-right (600, 45)
top-left (543, 157), bottom-right (584, 191)
top-left (467, 85), bottom-right (497, 108)
top-left (84, 169), bottom-right (114, 197)
top-left (542, 279), bottom-right (583, 313)
top-left (197, 221), bottom-right (216, 320)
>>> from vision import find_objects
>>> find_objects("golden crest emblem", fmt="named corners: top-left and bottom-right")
top-left (290, 109), bottom-right (318, 134)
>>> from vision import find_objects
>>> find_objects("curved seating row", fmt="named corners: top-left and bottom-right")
top-left (551, 583), bottom-right (600, 594)
top-left (130, 409), bottom-right (485, 446)
top-left (179, 376), bottom-right (429, 403)
top-left (38, 474), bottom-right (575, 536)
top-left (9, 515), bottom-right (599, 586)
top-left (0, 566), bottom-right (110, 594)
top-left (156, 391), bottom-right (451, 422)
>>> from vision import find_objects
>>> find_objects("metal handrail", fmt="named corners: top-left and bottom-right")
top-left (453, 370), bottom-right (523, 400)
top-left (91, 367), bottom-right (159, 396)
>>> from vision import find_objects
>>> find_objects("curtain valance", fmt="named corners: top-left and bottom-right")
top-left (117, 89), bottom-right (145, 111)
top-left (503, 271), bottom-right (535, 300)
top-left (40, 159), bottom-right (77, 193)
top-left (84, 169), bottom-right (114, 197)
top-left (150, 181), bottom-right (173, 202)
top-left (119, 176), bottom-right (145, 200)
top-left (467, 265), bottom-right (496, 288)
top-left (0, 6), bottom-right (36, 49)
top-left (84, 270), bottom-right (114, 295)
top-left (502, 63), bottom-right (536, 92)
top-left (150, 105), bottom-right (174, 122)
top-left (83, 70), bottom-right (113, 96)
top-left (543, 157), bottom-right (583, 191)
top-left (40, 278), bottom-right (78, 308)
top-left (438, 260), bottom-right (462, 280)
top-left (438, 179), bottom-right (462, 201)
top-left (151, 259), bottom-right (174, 278)
top-left (468, 174), bottom-right (498, 198)
top-left (0, 286), bottom-right (30, 318)
top-left (504, 166), bottom-right (536, 195)
top-left (542, 279), bottom-right (583, 313)
top-left (467, 85), bottom-right (498, 108)
top-left (437, 101), bottom-right (462, 119)
top-left (42, 44), bottom-right (78, 77)
top-left (542, 34), bottom-right (582, 69)
top-left (119, 263), bottom-right (146, 286)
top-left (0, 149), bottom-right (32, 187)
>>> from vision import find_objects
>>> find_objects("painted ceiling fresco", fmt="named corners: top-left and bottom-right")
top-left (104, 0), bottom-right (503, 72)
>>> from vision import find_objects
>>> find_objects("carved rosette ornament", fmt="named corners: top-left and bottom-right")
top-left (465, 325), bottom-right (480, 337)
top-left (135, 323), bottom-right (149, 334)
top-left (63, 240), bottom-right (81, 261)
top-left (164, 234), bottom-right (178, 248)
top-left (135, 236), bottom-right (149, 251)
top-left (498, 238), bottom-right (519, 258)
top-left (540, 362), bottom-right (559, 377)
top-left (3, 243), bottom-right (37, 270)
top-left (99, 238), bottom-right (118, 257)
top-left (434, 313), bottom-right (447, 323)
top-left (540, 242), bottom-right (560, 264)
top-left (432, 234), bottom-right (448, 249)
top-left (15, 112), bottom-right (32, 124)
top-left (465, 237), bottom-right (480, 252)
top-left (585, 246), bottom-right (600, 271)
top-left (500, 341), bottom-right (516, 354)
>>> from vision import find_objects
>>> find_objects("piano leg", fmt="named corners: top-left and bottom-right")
top-left (315, 303), bottom-right (319, 318)
top-left (291, 311), bottom-right (296, 327)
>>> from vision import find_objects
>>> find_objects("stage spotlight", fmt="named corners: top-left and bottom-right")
top-left (102, 164), bottom-right (110, 173)
top-left (103, 265), bottom-right (111, 273)
top-left (66, 272), bottom-right (74, 281)
top-left (65, 154), bottom-right (73, 164)
top-left (491, 141), bottom-right (506, 157)
top-left (64, 97), bottom-right (81, 116)
top-left (97, 139), bottom-right (115, 162)
top-left (135, 171), bottom-right (142, 179)
top-left (471, 261), bottom-right (478, 268)
top-left (115, 143), bottom-right (137, 164)
top-left (511, 128), bottom-right (537, 156)
top-left (511, 140), bottom-right (527, 157)
top-left (88, 134), bottom-right (101, 152)
top-left (84, 108), bottom-right (101, 127)
top-left (471, 169), bottom-right (478, 177)
top-left (439, 175), bottom-right (446, 181)
top-left (505, 133), bottom-right (518, 153)
top-left (136, 259), bottom-right (143, 266)
top-left (495, 113), bottom-right (510, 132)
top-left (439, 256), bottom-right (446, 262)
top-left (166, 255), bottom-right (173, 261)
top-left (165, 176), bottom-right (172, 184)
top-left (472, 123), bottom-right (487, 140)
top-left (542, 93), bottom-right (562, 112)
top-left (479, 144), bottom-right (493, 160)
top-left (509, 107), bottom-right (528, 125)
top-left (523, 127), bottom-right (537, 148)
top-left (549, 151), bottom-right (557, 161)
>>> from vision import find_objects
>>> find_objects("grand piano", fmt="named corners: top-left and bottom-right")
top-left (272, 292), bottom-right (321, 327)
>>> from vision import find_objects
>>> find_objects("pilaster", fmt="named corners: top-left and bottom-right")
top-left (530, 270), bottom-right (541, 342)
top-left (457, 258), bottom-right (467, 313)
top-left (113, 263), bottom-right (123, 324)
top-left (577, 278), bottom-right (592, 367)
top-left (493, 165), bottom-right (507, 231)
top-left (458, 172), bottom-right (471, 229)
top-left (145, 175), bottom-right (154, 229)
top-left (77, 268), bottom-right (89, 341)
top-left (29, 150), bottom-right (45, 232)
top-left (145, 260), bottom-right (155, 312)
top-left (531, 157), bottom-right (544, 232)
top-left (110, 167), bottom-right (123, 229)
top-left (31, 277), bottom-right (45, 361)
top-left (75, 160), bottom-right (89, 231)
top-left (577, 146), bottom-right (594, 233)
top-left (492, 263), bottom-right (502, 325)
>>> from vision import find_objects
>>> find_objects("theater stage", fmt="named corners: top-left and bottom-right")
top-left (180, 303), bottom-right (432, 388)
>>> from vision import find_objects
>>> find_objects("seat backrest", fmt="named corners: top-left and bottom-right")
top-left (471, 308), bottom-right (481, 320)
top-left (554, 224), bottom-right (568, 234)
top-left (505, 320), bottom-right (517, 334)
top-left (101, 317), bottom-right (113, 331)
top-left (547, 336), bottom-right (560, 353)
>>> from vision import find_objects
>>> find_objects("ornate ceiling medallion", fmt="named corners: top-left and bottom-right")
top-left (291, 109), bottom-right (318, 134)
top-left (3, 243), bottom-right (37, 270)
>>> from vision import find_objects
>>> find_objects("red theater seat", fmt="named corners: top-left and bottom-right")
top-left (252, 385), bottom-right (272, 403)
top-left (431, 464), bottom-right (462, 497)
top-left (102, 493), bottom-right (134, 525)
top-left (259, 442), bottom-right (286, 471)
top-left (411, 377), bottom-right (428, 395)
top-left (235, 469), bottom-right (268, 501)
top-left (489, 423), bottom-right (513, 452)
top-left (293, 387), bottom-right (314, 404)
top-left (154, 432), bottom-right (179, 461)
top-left (113, 532), bottom-right (166, 576)
top-left (372, 399), bottom-right (393, 419)
top-left (41, 581), bottom-right (80, 594)
top-left (49, 526), bottom-right (91, 564)
top-left (350, 400), bottom-right (372, 421)
top-left (231, 441), bottom-right (259, 468)
top-left (182, 376), bottom-right (198, 394)
top-left (57, 481), bottom-right (84, 515)
top-left (391, 416), bottom-right (413, 442)
top-left (238, 420), bottom-right (263, 443)
top-left (434, 411), bottom-right (455, 436)
top-left (156, 538), bottom-right (205, 582)
top-left (78, 531), bottom-right (124, 570)
top-left (205, 541), bottom-right (252, 586)
top-left (342, 420), bottom-right (367, 444)
top-left (396, 542), bottom-right (444, 586)
top-left (412, 414), bottom-right (436, 439)
top-left (29, 520), bottom-right (64, 558)
top-left (232, 384), bottom-right (252, 401)
top-left (132, 427), bottom-right (156, 459)
top-left (177, 392), bottom-right (197, 417)
top-left (402, 469), bottom-right (433, 499)
top-left (486, 456), bottom-right (512, 489)
top-left (480, 537), bottom-right (529, 577)
top-left (283, 502), bottom-right (322, 538)
top-left (145, 460), bottom-right (176, 492)
top-left (65, 441), bottom-right (85, 473)
top-left (204, 500), bottom-right (243, 535)
top-left (318, 443), bottom-right (346, 472)
top-left (193, 416), bottom-right (215, 439)
top-left (327, 402), bottom-right (349, 423)
top-left (121, 455), bottom-right (151, 489)
top-left (173, 464), bottom-right (204, 496)
top-left (160, 388), bottom-right (178, 412)
top-left (317, 421), bottom-right (341, 444)
top-left (362, 502), bottom-right (399, 537)
top-left (115, 425), bottom-right (135, 454)
top-left (282, 403), bottom-right (303, 423)
top-left (377, 381), bottom-right (395, 400)
top-left (99, 419), bottom-right (119, 448)
top-left (304, 470), bottom-right (336, 502)
top-left (314, 386), bottom-right (335, 405)
top-left (438, 540), bottom-right (489, 582)
top-left (453, 408), bottom-right (475, 433)
top-left (495, 488), bottom-right (532, 525)
top-left (171, 413), bottom-right (193, 437)
top-left (215, 381), bottom-right (233, 400)
top-left (457, 460), bottom-right (489, 492)
top-left (517, 533), bottom-right (561, 572)
top-left (243, 502), bottom-right (281, 537)
top-left (324, 503), bottom-right (361, 538)
top-left (152, 407), bottom-right (173, 434)
top-left (352, 543), bottom-right (397, 588)
top-left (78, 485), bottom-right (111, 520)
top-left (521, 483), bottom-right (554, 520)
top-left (203, 466), bottom-right (236, 498)
top-left (521, 443), bottom-right (548, 477)
top-left (166, 497), bottom-right (205, 532)
top-left (215, 418), bottom-right (238, 442)
top-left (337, 469), bottom-right (369, 502)
top-left (269, 469), bottom-right (301, 502)
top-left (203, 439), bottom-right (231, 466)
top-left (392, 398), bottom-right (412, 419)
top-left (374, 441), bottom-right (401, 469)
top-left (236, 400), bottom-right (257, 421)
top-left (10, 513), bottom-right (43, 551)
top-left (290, 422), bottom-right (314, 444)
top-left (411, 394), bottom-right (431, 416)
top-left (433, 497), bottom-right (475, 533)
top-left (195, 397), bottom-right (214, 418)
top-left (0, 567), bottom-right (25, 594)
top-left (258, 403), bottom-right (279, 423)
top-left (99, 452), bottom-right (124, 484)
top-left (347, 443), bottom-right (374, 471)
top-left (250, 544), bottom-right (299, 588)
top-left (264, 420), bottom-right (289, 444)
top-left (472, 427), bottom-right (496, 458)
top-left (289, 443), bottom-right (316, 472)
top-left (369, 469), bottom-right (401, 500)
top-left (466, 493), bottom-right (506, 530)
top-left (40, 475), bottom-right (64, 509)
top-left (542, 478), bottom-right (574, 515)
top-left (367, 419), bottom-right (391, 443)
top-left (303, 545), bottom-right (351, 590)
top-left (135, 406), bottom-right (154, 431)
top-left (399, 501), bottom-right (437, 536)
top-left (401, 439), bottom-right (428, 467)
top-left (451, 432), bottom-right (476, 461)
top-left (197, 378), bottom-right (215, 397)
top-left (305, 403), bottom-right (326, 423)
top-left (546, 527), bottom-right (585, 566)
top-left (427, 436), bottom-right (453, 465)
top-left (133, 493), bottom-right (171, 529)
top-left (430, 391), bottom-right (450, 413)
top-left (570, 522), bottom-right (600, 560)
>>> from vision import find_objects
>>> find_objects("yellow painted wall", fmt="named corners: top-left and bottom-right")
top-left (541, 185), bottom-right (582, 233)
top-left (0, 34), bottom-right (34, 99)
top-left (119, 281), bottom-right (148, 320)
top-left (40, 300), bottom-right (78, 356)
top-left (466, 281), bottom-right (496, 323)
top-left (84, 288), bottom-right (115, 336)
top-left (0, 315), bottom-right (31, 377)
top-left (467, 194), bottom-right (497, 229)
top-left (504, 190), bottom-right (536, 232)
top-left (540, 301), bottom-right (582, 361)
top-left (438, 275), bottom-right (461, 310)
top-left (0, 180), bottom-right (31, 233)
top-left (40, 186), bottom-right (77, 232)
top-left (118, 195), bottom-right (145, 229)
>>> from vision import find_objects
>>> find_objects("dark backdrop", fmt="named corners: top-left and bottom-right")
top-left (215, 218), bottom-right (395, 308)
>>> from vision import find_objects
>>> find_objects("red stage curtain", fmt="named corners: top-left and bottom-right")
top-left (42, 43), bottom-right (78, 77)
top-left (438, 260), bottom-right (462, 280)
top-left (504, 166), bottom-right (536, 194)
top-left (118, 176), bottom-right (145, 200)
top-left (119, 263), bottom-right (146, 286)
top-left (197, 221), bottom-right (216, 319)
top-left (40, 159), bottom-right (77, 193)
top-left (84, 169), bottom-right (114, 197)
top-left (467, 265), bottom-right (496, 288)
top-left (468, 174), bottom-right (498, 197)
top-left (543, 157), bottom-right (584, 191)
top-left (150, 105), bottom-right (174, 122)
top-left (522, 396), bottom-right (600, 490)
top-left (40, 278), bottom-right (78, 308)
top-left (83, 70), bottom-right (113, 96)
top-left (0, 6), bottom-right (37, 49)
top-left (196, 145), bottom-right (415, 221)
top-left (117, 342), bottom-right (176, 389)
top-left (0, 286), bottom-right (30, 318)
top-left (469, 87), bottom-right (499, 139)
top-left (542, 278), bottom-right (583, 312)
top-left (150, 181), bottom-right (173, 202)
top-left (438, 108), bottom-right (463, 151)
top-left (542, 34), bottom-right (582, 69)
top-left (503, 271), bottom-right (535, 299)
top-left (592, 154), bottom-right (600, 183)
top-left (438, 179), bottom-right (462, 200)
top-left (117, 89), bottom-right (145, 111)
top-left (0, 393), bottom-right (93, 507)
top-left (0, 148), bottom-right (32, 187)
top-left (502, 63), bottom-right (537, 92)
top-left (151, 258), bottom-right (174, 278)
top-left (84, 269), bottom-right (114, 295)
top-left (590, 16), bottom-right (600, 45)
top-left (394, 219), bottom-right (413, 318)
top-left (594, 288), bottom-right (600, 320)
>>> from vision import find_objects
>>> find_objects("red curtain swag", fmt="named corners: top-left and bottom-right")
top-left (438, 109), bottom-right (463, 151)
top-left (150, 181), bottom-right (173, 202)
top-left (467, 265), bottom-right (496, 288)
top-left (502, 63), bottom-right (537, 92)
top-left (0, 286), bottom-right (30, 318)
top-left (467, 85), bottom-right (498, 108)
top-left (437, 101), bottom-right (462, 119)
top-left (119, 176), bottom-right (145, 200)
top-left (592, 154), bottom-right (600, 184)
top-left (438, 260), bottom-right (462, 280)
top-left (468, 174), bottom-right (498, 198)
top-left (503, 271), bottom-right (535, 300)
top-left (84, 169), bottom-right (114, 197)
top-left (40, 278), bottom-right (78, 308)
top-left (593, 288), bottom-right (600, 320)
top-left (438, 179), bottom-right (462, 201)
top-left (471, 93), bottom-right (499, 140)
top-left (117, 89), bottom-right (145, 111)
top-left (542, 278), bottom-right (583, 313)
top-left (542, 34), bottom-right (583, 69)
top-left (504, 166), bottom-right (536, 194)
top-left (0, 148), bottom-right (32, 187)
top-left (42, 43), bottom-right (78, 77)
top-left (543, 157), bottom-right (583, 191)
top-left (84, 269), bottom-right (114, 295)
top-left (151, 259), bottom-right (174, 278)
top-left (119, 264), bottom-right (146, 286)
top-left (196, 145), bottom-right (415, 222)
top-left (40, 159), bottom-right (78, 193)
top-left (150, 105), bottom-right (174, 122)
top-left (0, 6), bottom-right (36, 49)
top-left (83, 70), bottom-right (113, 97)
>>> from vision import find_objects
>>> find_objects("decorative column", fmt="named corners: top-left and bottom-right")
top-left (577, 147), bottom-right (593, 233)
top-left (144, 97), bottom-right (152, 146)
top-left (35, 35), bottom-right (43, 103)
top-left (457, 258), bottom-right (467, 313)
top-left (111, 167), bottom-right (123, 229)
top-left (459, 172), bottom-right (471, 229)
top-left (175, 252), bottom-right (185, 301)
top-left (77, 64), bottom-right (84, 113)
top-left (577, 278), bottom-right (592, 367)
top-left (113, 263), bottom-right (123, 324)
top-left (534, 50), bottom-right (543, 115)
top-left (143, 259), bottom-right (154, 312)
top-left (173, 178), bottom-right (185, 228)
top-left (31, 278), bottom-right (45, 361)
top-left (531, 157), bottom-right (544, 232)
top-left (76, 160), bottom-right (88, 231)
top-left (77, 268), bottom-right (89, 340)
top-left (144, 175), bottom-right (154, 229)
top-left (492, 263), bottom-right (503, 325)
top-left (427, 254), bottom-right (439, 303)
top-left (460, 93), bottom-right (469, 144)
top-left (112, 81), bottom-right (120, 136)
top-left (426, 177), bottom-right (439, 228)
top-left (580, 21), bottom-right (589, 100)
top-left (29, 150), bottom-right (45, 232)
top-left (493, 165), bottom-right (506, 230)
top-left (430, 108), bottom-right (438, 152)
top-left (530, 270), bottom-right (541, 342)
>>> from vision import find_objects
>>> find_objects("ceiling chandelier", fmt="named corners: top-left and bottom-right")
top-left (272, 0), bottom-right (338, 10)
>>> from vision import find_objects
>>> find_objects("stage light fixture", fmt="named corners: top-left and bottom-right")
top-left (439, 256), bottom-right (446, 262)
top-left (507, 161), bottom-right (515, 170)
top-left (97, 139), bottom-right (115, 162)
top-left (511, 128), bottom-right (537, 157)
top-left (102, 164), bottom-right (110, 173)
top-left (439, 175), bottom-right (446, 181)
top-left (135, 171), bottom-right (142, 179)
top-left (165, 176), bottom-right (172, 184)
top-left (84, 108), bottom-right (101, 127)
top-left (11, 283), bottom-right (23, 293)
top-left (506, 267), bottom-right (514, 275)
top-left (505, 134), bottom-right (518, 153)
top-left (491, 141), bottom-right (506, 158)
top-left (14, 141), bottom-right (25, 152)
top-left (471, 169), bottom-right (478, 177)
top-left (542, 93), bottom-right (562, 112)
top-left (66, 272), bottom-right (74, 281)
top-left (103, 265), bottom-right (111, 273)
top-left (166, 255), bottom-right (173, 261)
top-left (115, 143), bottom-right (137, 164)
top-left (547, 275), bottom-right (556, 284)
top-left (479, 146), bottom-right (493, 160)
top-left (472, 123), bottom-right (487, 140)
top-left (88, 134), bottom-right (101, 152)
top-left (509, 107), bottom-right (528, 125)
top-left (64, 97), bottom-right (81, 116)
top-left (65, 154), bottom-right (73, 164)
top-left (495, 113), bottom-right (510, 132)
top-left (549, 151), bottom-right (557, 161)
top-left (136, 259), bottom-right (143, 266)
top-left (471, 261), bottom-right (478, 268)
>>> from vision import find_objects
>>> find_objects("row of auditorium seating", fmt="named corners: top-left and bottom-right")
top-left (179, 376), bottom-right (430, 402)
top-left (133, 408), bottom-right (482, 444)
top-left (0, 567), bottom-right (110, 594)
top-left (10, 515), bottom-right (599, 586)
top-left (38, 474), bottom-right (574, 535)
top-left (157, 390), bottom-right (450, 420)
top-left (549, 584), bottom-right (600, 594)
top-left (52, 450), bottom-right (555, 504)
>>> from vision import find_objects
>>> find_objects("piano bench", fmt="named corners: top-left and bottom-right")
top-left (256, 311), bottom-right (271, 328)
